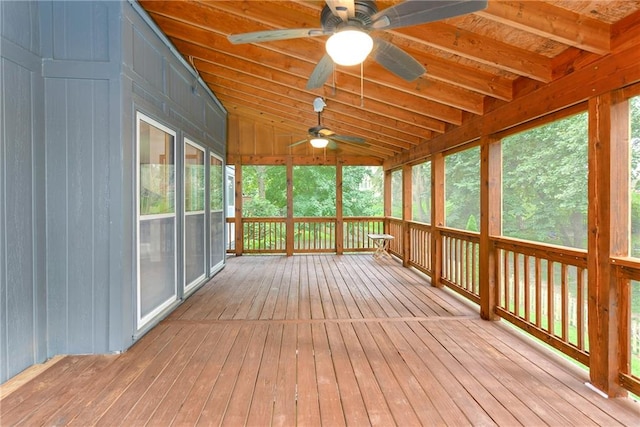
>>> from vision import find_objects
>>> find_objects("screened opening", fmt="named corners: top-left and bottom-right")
top-left (502, 112), bottom-right (588, 249)
top-left (445, 147), bottom-right (480, 231)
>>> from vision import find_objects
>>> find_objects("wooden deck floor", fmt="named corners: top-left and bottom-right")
top-left (1, 254), bottom-right (639, 426)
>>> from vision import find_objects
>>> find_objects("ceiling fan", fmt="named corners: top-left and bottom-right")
top-left (228, 0), bottom-right (488, 89)
top-left (290, 97), bottom-right (368, 149)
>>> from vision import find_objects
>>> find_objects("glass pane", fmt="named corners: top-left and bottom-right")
top-left (210, 156), bottom-right (223, 212)
top-left (139, 121), bottom-right (175, 215)
top-left (445, 147), bottom-right (480, 231)
top-left (210, 155), bottom-right (225, 269)
top-left (139, 217), bottom-right (176, 318)
top-left (242, 165), bottom-right (286, 217)
top-left (502, 112), bottom-right (587, 249)
top-left (185, 143), bottom-right (205, 213)
top-left (184, 141), bottom-right (206, 289)
top-left (412, 161), bottom-right (431, 223)
top-left (343, 166), bottom-right (383, 216)
top-left (630, 96), bottom-right (640, 257)
top-left (391, 169), bottom-right (402, 218)
top-left (185, 213), bottom-right (205, 285)
top-left (211, 211), bottom-right (225, 268)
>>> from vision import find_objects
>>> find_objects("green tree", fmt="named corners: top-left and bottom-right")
top-left (502, 112), bottom-right (588, 248)
top-left (445, 147), bottom-right (480, 230)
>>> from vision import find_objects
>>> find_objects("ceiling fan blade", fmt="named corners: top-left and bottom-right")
top-left (325, 0), bottom-right (355, 22)
top-left (317, 128), bottom-right (336, 137)
top-left (327, 140), bottom-right (339, 150)
top-left (371, 0), bottom-right (488, 30)
top-left (373, 38), bottom-right (425, 81)
top-left (228, 28), bottom-right (325, 44)
top-left (332, 134), bottom-right (367, 145)
top-left (289, 139), bottom-right (308, 147)
top-left (306, 54), bottom-right (334, 89)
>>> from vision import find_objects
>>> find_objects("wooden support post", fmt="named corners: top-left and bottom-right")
top-left (402, 164), bottom-right (412, 266)
top-left (336, 162), bottom-right (344, 255)
top-left (431, 153), bottom-right (444, 287)
top-left (384, 169), bottom-right (392, 232)
top-left (286, 157), bottom-right (294, 256)
top-left (479, 136), bottom-right (501, 320)
top-left (587, 92), bottom-right (627, 397)
top-left (234, 160), bottom-right (243, 256)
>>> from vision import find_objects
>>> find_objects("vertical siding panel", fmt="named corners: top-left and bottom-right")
top-left (46, 79), bottom-right (69, 356)
top-left (67, 79), bottom-right (96, 353)
top-left (4, 60), bottom-right (36, 378)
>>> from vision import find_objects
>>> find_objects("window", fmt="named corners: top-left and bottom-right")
top-left (136, 113), bottom-right (177, 329)
top-left (502, 112), bottom-right (588, 249)
top-left (184, 139), bottom-right (206, 292)
top-left (445, 147), bottom-right (480, 231)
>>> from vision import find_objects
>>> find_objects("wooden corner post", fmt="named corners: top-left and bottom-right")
top-left (431, 153), bottom-right (444, 287)
top-left (587, 92), bottom-right (627, 397)
top-left (402, 164), bottom-right (412, 266)
top-left (479, 137), bottom-right (501, 320)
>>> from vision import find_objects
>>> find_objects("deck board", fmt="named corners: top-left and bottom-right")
top-left (1, 254), bottom-right (639, 426)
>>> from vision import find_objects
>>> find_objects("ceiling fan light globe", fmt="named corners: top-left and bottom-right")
top-left (310, 137), bottom-right (329, 148)
top-left (326, 30), bottom-right (373, 66)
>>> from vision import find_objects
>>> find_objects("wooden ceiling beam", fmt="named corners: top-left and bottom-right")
top-left (148, 11), bottom-right (475, 118)
top-left (292, 1), bottom-right (552, 82)
top-left (226, 106), bottom-right (397, 158)
top-left (205, 77), bottom-right (428, 148)
top-left (168, 35), bottom-right (456, 130)
top-left (391, 22), bottom-right (552, 82)
top-left (476, 1), bottom-right (610, 55)
top-left (207, 80), bottom-right (418, 153)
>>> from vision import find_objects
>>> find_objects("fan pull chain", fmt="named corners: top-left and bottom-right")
top-left (360, 62), bottom-right (365, 107)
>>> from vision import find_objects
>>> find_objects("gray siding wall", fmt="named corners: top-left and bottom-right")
top-left (42, 0), bottom-right (121, 357)
top-left (0, 0), bottom-right (226, 384)
top-left (1, 0), bottom-right (47, 385)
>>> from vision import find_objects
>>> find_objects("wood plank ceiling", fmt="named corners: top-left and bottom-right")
top-left (138, 0), bottom-right (640, 162)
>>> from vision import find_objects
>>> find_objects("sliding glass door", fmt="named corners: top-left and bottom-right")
top-left (136, 113), bottom-right (177, 329)
top-left (184, 139), bottom-right (206, 293)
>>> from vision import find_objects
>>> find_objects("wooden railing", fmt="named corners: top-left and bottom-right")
top-left (492, 237), bottom-right (589, 365)
top-left (609, 258), bottom-right (640, 396)
top-left (343, 217), bottom-right (384, 251)
top-left (293, 218), bottom-right (336, 252)
top-left (240, 217), bottom-right (286, 253)
top-left (441, 228), bottom-right (480, 303)
top-left (226, 216), bottom-right (384, 254)
top-left (387, 218), bottom-right (404, 257)
top-left (408, 221), bottom-right (432, 275)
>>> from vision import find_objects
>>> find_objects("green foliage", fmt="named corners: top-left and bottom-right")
top-left (412, 161), bottom-right (431, 223)
top-left (391, 169), bottom-right (403, 218)
top-left (445, 147), bottom-right (480, 230)
top-left (293, 166), bottom-right (337, 216)
top-left (343, 166), bottom-right (383, 216)
top-left (242, 165), bottom-right (286, 217)
top-left (466, 214), bottom-right (478, 232)
top-left (502, 113), bottom-right (588, 249)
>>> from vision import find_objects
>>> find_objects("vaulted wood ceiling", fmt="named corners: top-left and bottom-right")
top-left (138, 0), bottom-right (640, 163)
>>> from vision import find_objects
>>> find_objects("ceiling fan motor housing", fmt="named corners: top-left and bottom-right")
top-left (321, 0), bottom-right (377, 31)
